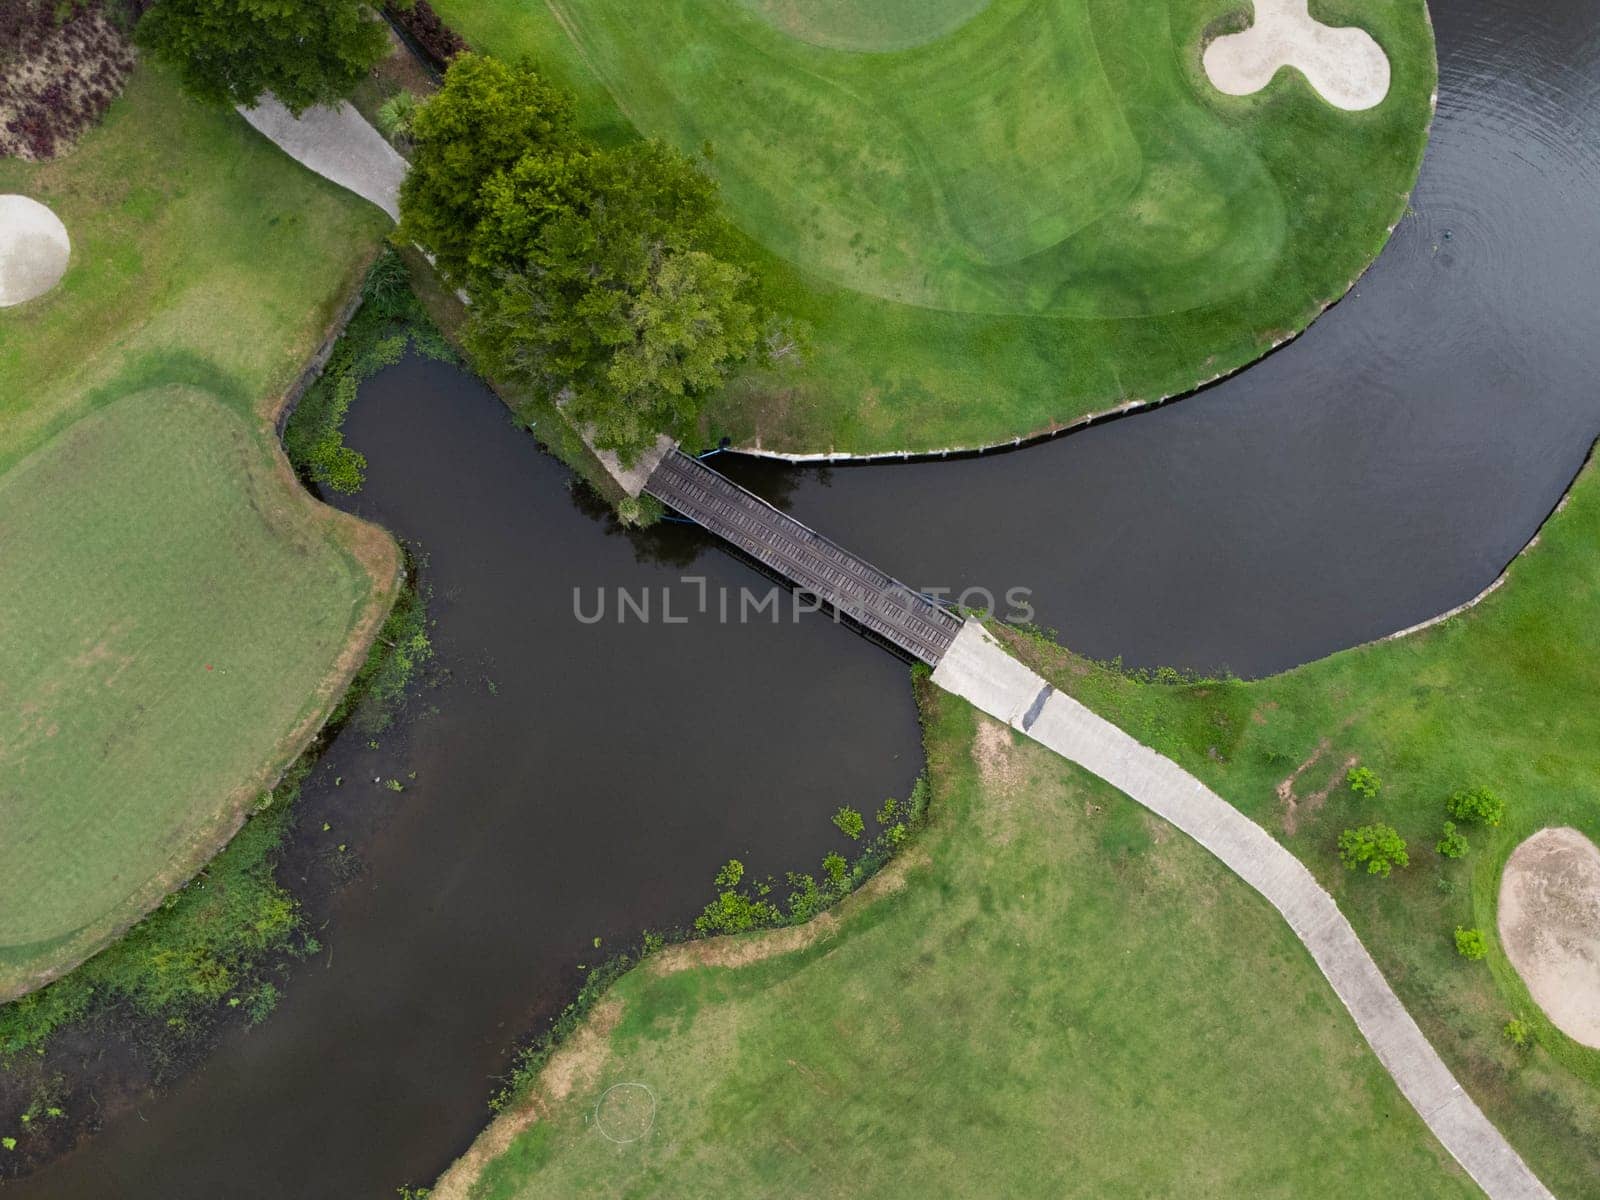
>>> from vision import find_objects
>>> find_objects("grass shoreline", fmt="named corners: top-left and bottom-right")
top-left (431, 673), bottom-right (1477, 1199)
top-left (988, 452), bottom-right (1600, 1195)
top-left (430, 0), bottom-right (1437, 456)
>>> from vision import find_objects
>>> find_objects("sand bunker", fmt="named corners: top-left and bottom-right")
top-left (0, 194), bottom-right (71, 306)
top-left (1498, 827), bottom-right (1600, 1048)
top-left (1203, 0), bottom-right (1391, 111)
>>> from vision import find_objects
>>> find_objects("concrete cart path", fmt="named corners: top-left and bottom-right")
top-left (933, 621), bottom-right (1556, 1200)
top-left (238, 96), bottom-right (405, 221)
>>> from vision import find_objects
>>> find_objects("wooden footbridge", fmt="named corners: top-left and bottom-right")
top-left (643, 449), bottom-right (965, 664)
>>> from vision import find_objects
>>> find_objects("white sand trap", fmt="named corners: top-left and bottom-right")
top-left (0, 194), bottom-right (71, 307)
top-left (1203, 0), bottom-right (1391, 111)
top-left (1498, 827), bottom-right (1600, 1048)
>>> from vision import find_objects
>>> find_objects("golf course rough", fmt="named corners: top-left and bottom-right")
top-left (435, 0), bottom-right (1437, 453)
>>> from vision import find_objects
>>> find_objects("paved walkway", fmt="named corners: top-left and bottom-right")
top-left (237, 97), bottom-right (405, 221)
top-left (933, 621), bottom-right (1556, 1200)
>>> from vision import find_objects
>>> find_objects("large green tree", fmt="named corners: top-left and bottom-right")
top-left (399, 55), bottom-right (765, 466)
top-left (466, 142), bottom-right (760, 465)
top-left (136, 0), bottom-right (387, 113)
top-left (397, 53), bottom-right (578, 282)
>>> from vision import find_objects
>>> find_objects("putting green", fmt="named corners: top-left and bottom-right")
top-left (0, 388), bottom-right (379, 995)
top-left (434, 0), bottom-right (1436, 450)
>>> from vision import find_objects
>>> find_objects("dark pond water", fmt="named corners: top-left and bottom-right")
top-left (6, 360), bottom-right (923, 1198)
top-left (11, 0), bottom-right (1600, 1195)
top-left (720, 0), bottom-right (1600, 677)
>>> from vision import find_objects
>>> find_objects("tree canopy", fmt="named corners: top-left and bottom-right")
top-left (136, 0), bottom-right (387, 114)
top-left (397, 53), bottom-right (579, 282)
top-left (399, 55), bottom-right (765, 467)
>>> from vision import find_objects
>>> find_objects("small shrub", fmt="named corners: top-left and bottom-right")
top-left (905, 775), bottom-right (931, 822)
top-left (243, 981), bottom-right (280, 1025)
top-left (822, 851), bottom-right (849, 894)
top-left (694, 888), bottom-right (781, 935)
top-left (1454, 927), bottom-right (1487, 960)
top-left (832, 806), bottom-right (865, 840)
top-left (1337, 823), bottom-right (1408, 876)
top-left (1346, 766), bottom-right (1381, 799)
top-left (713, 859), bottom-right (743, 888)
top-left (1, 1136), bottom-right (15, 1151)
top-left (1436, 821), bottom-right (1469, 859)
top-left (1446, 786), bottom-right (1505, 827)
top-left (784, 872), bottom-right (827, 922)
top-left (1503, 1017), bottom-right (1533, 1048)
top-left (376, 89), bottom-right (418, 142)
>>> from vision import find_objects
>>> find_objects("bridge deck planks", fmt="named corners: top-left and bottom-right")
top-left (644, 450), bottom-right (964, 664)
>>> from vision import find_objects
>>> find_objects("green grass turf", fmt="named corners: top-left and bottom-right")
top-left (995, 452), bottom-right (1600, 1196)
top-left (0, 64), bottom-right (389, 470)
top-left (429, 0), bottom-right (1436, 453)
top-left (449, 687), bottom-right (1477, 1199)
top-left (0, 65), bottom-right (394, 996)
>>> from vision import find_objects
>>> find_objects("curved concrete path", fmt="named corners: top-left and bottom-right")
top-left (933, 621), bottom-right (1555, 1200)
top-left (238, 96), bottom-right (405, 221)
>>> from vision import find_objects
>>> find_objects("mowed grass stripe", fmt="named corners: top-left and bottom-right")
top-left (449, 694), bottom-right (1476, 1199)
top-left (0, 390), bottom-right (376, 976)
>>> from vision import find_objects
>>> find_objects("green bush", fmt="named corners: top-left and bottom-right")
top-left (832, 806), bottom-right (865, 840)
top-left (1346, 766), bottom-right (1381, 799)
top-left (1435, 820), bottom-right (1469, 859)
top-left (1454, 927), bottom-right (1488, 960)
top-left (1503, 1017), bottom-right (1533, 1048)
top-left (1337, 823), bottom-right (1409, 877)
top-left (822, 852), bottom-right (849, 895)
top-left (784, 872), bottom-right (827, 922)
top-left (376, 90), bottom-right (418, 142)
top-left (1446, 786), bottom-right (1505, 827)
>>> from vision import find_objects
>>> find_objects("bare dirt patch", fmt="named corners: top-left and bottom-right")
top-left (971, 718), bottom-right (1036, 845)
top-left (428, 1000), bottom-right (623, 1200)
top-left (1275, 738), bottom-right (1358, 835)
top-left (1498, 827), bottom-right (1600, 1048)
top-left (651, 846), bottom-right (929, 977)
